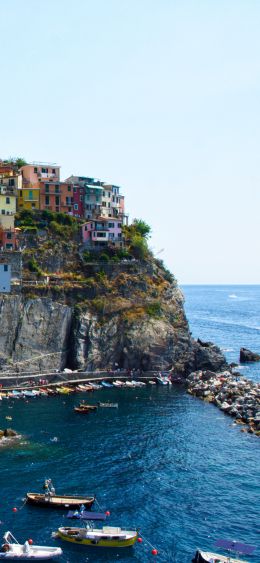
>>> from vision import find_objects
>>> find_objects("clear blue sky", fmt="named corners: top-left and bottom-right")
top-left (1, 0), bottom-right (259, 284)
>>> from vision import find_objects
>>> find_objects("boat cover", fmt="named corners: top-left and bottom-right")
top-left (215, 540), bottom-right (256, 555)
top-left (67, 511), bottom-right (107, 520)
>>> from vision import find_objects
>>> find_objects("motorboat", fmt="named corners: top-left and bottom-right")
top-left (27, 479), bottom-right (95, 510)
top-left (54, 524), bottom-right (138, 548)
top-left (98, 402), bottom-right (118, 408)
top-left (74, 407), bottom-right (90, 414)
top-left (79, 403), bottom-right (98, 410)
top-left (101, 381), bottom-right (113, 388)
top-left (0, 531), bottom-right (62, 560)
top-left (193, 539), bottom-right (256, 563)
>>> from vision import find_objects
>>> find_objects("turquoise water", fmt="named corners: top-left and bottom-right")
top-left (0, 285), bottom-right (259, 562)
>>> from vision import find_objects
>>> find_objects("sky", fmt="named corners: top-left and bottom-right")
top-left (0, 0), bottom-right (259, 284)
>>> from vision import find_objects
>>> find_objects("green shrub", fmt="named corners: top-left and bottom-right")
top-left (145, 301), bottom-right (162, 317)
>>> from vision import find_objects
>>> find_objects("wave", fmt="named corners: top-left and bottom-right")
top-left (221, 347), bottom-right (234, 352)
top-left (229, 294), bottom-right (238, 299)
top-left (200, 316), bottom-right (260, 332)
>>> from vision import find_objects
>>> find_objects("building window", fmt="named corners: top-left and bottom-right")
top-left (80, 195), bottom-right (83, 201)
top-left (41, 167), bottom-right (48, 173)
top-left (32, 203), bottom-right (36, 208)
top-left (55, 196), bottom-right (59, 205)
top-left (55, 186), bottom-right (59, 194)
top-left (102, 201), bottom-right (106, 207)
top-left (6, 197), bottom-right (10, 204)
top-left (103, 191), bottom-right (105, 197)
top-left (73, 186), bottom-right (77, 192)
top-left (74, 204), bottom-right (78, 210)
top-left (52, 169), bottom-right (56, 174)
top-left (4, 265), bottom-right (8, 271)
top-left (19, 192), bottom-right (23, 198)
top-left (45, 196), bottom-right (49, 205)
top-left (6, 232), bottom-right (12, 239)
top-left (29, 191), bottom-right (33, 200)
top-left (9, 178), bottom-right (14, 186)
top-left (108, 202), bottom-right (111, 208)
top-left (108, 223), bottom-right (114, 228)
top-left (34, 167), bottom-right (38, 173)
top-left (45, 184), bottom-right (49, 193)
top-left (68, 186), bottom-right (71, 192)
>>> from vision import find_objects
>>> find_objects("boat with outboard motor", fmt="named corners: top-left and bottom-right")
top-left (0, 531), bottom-right (62, 560)
top-left (26, 480), bottom-right (95, 510)
top-left (193, 539), bottom-right (256, 563)
top-left (54, 523), bottom-right (138, 548)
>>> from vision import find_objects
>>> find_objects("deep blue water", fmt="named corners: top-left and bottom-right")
top-left (0, 286), bottom-right (259, 563)
top-left (183, 285), bottom-right (260, 382)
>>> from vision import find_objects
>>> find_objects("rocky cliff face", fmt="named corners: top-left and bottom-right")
top-left (0, 260), bottom-right (227, 375)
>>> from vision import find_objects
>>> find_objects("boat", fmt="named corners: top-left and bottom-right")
top-left (155, 376), bottom-right (170, 385)
top-left (98, 402), bottom-right (118, 408)
top-left (125, 381), bottom-right (136, 388)
top-left (27, 480), bottom-right (95, 510)
top-left (79, 403), bottom-right (98, 410)
top-left (148, 380), bottom-right (156, 385)
top-left (193, 539), bottom-right (256, 563)
top-left (90, 383), bottom-right (102, 390)
top-left (27, 492), bottom-right (95, 509)
top-left (101, 381), bottom-right (113, 388)
top-left (0, 531), bottom-right (62, 560)
top-left (74, 407), bottom-right (90, 414)
top-left (131, 380), bottom-right (146, 387)
top-left (54, 524), bottom-right (138, 548)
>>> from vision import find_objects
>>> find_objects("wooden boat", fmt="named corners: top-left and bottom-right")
top-left (79, 403), bottom-right (98, 410)
top-left (0, 531), bottom-right (62, 560)
top-left (26, 493), bottom-right (95, 510)
top-left (55, 525), bottom-right (138, 548)
top-left (74, 407), bottom-right (90, 414)
top-left (98, 402), bottom-right (118, 408)
top-left (193, 540), bottom-right (256, 563)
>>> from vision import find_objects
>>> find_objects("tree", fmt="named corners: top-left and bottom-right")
top-left (132, 219), bottom-right (151, 239)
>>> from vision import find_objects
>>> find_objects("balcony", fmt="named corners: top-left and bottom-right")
top-left (37, 173), bottom-right (59, 181)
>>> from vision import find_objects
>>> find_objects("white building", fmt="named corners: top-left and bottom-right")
top-left (0, 263), bottom-right (11, 292)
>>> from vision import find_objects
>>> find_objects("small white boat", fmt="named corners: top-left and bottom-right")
top-left (131, 381), bottom-right (146, 387)
top-left (115, 380), bottom-right (125, 387)
top-left (125, 381), bottom-right (136, 388)
top-left (98, 402), bottom-right (118, 408)
top-left (0, 531), bottom-right (62, 560)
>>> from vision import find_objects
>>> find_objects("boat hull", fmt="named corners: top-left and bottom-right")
top-left (57, 528), bottom-right (137, 548)
top-left (26, 494), bottom-right (95, 510)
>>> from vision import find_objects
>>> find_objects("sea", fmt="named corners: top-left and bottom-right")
top-left (0, 285), bottom-right (259, 563)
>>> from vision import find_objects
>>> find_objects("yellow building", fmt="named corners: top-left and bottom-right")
top-left (17, 187), bottom-right (40, 211)
top-left (0, 187), bottom-right (17, 229)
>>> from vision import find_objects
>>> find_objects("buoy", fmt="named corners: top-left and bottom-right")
top-left (137, 537), bottom-right (143, 543)
top-left (12, 508), bottom-right (18, 513)
top-left (105, 511), bottom-right (110, 516)
top-left (152, 548), bottom-right (158, 555)
top-left (28, 539), bottom-right (33, 545)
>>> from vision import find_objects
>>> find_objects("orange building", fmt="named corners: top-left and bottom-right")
top-left (39, 182), bottom-right (73, 214)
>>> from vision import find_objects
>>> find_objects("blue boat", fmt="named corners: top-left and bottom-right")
top-left (101, 381), bottom-right (113, 388)
top-left (193, 539), bottom-right (256, 563)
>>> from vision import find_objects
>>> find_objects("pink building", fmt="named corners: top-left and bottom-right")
top-left (82, 217), bottom-right (123, 248)
top-left (21, 163), bottom-right (60, 186)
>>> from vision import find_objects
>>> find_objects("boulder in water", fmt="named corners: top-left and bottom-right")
top-left (240, 348), bottom-right (260, 363)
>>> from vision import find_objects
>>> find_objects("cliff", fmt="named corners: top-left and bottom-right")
top-left (0, 256), bottom-right (227, 375)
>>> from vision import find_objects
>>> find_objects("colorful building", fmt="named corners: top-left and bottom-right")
top-left (82, 217), bottom-right (123, 248)
top-left (0, 227), bottom-right (19, 251)
top-left (19, 163), bottom-right (61, 211)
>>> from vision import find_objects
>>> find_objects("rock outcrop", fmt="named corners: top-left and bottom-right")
top-left (186, 369), bottom-right (260, 436)
top-left (0, 261), bottom-right (227, 375)
top-left (240, 347), bottom-right (260, 363)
